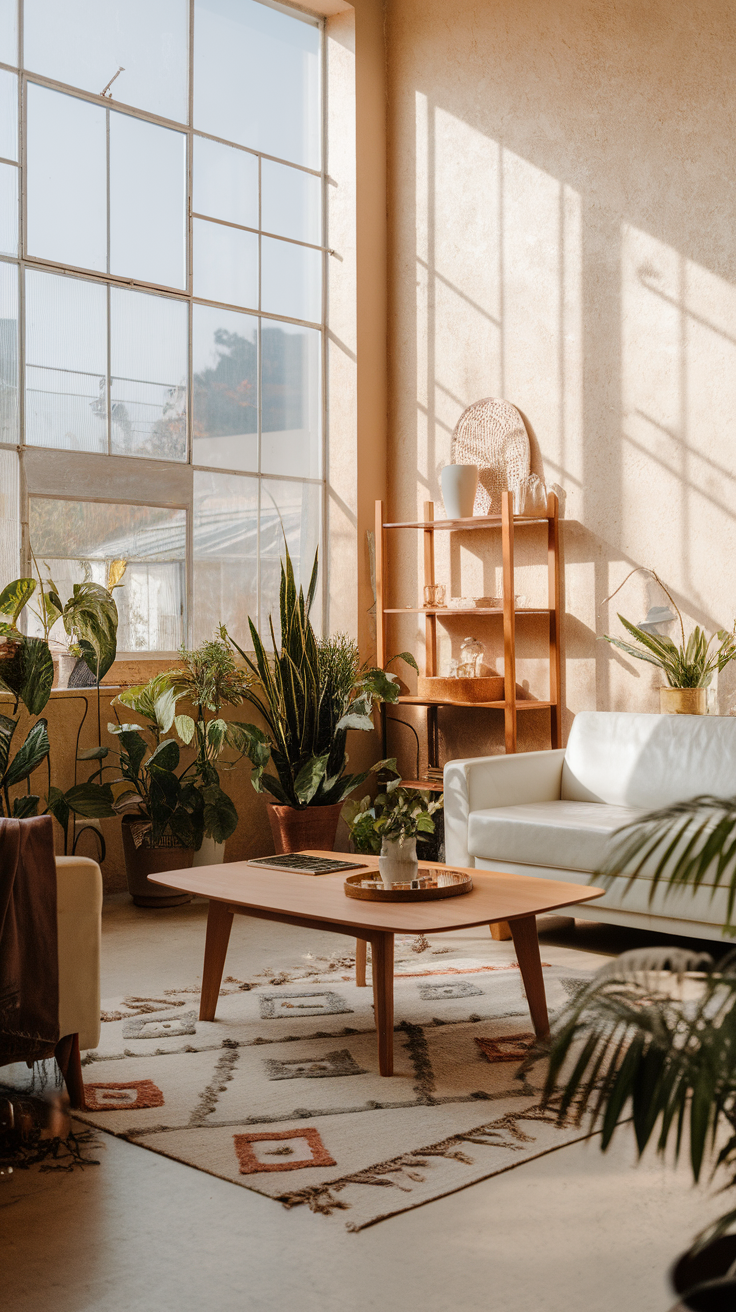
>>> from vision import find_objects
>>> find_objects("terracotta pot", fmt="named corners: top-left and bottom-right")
top-left (266, 801), bottom-right (343, 855)
top-left (121, 815), bottom-right (194, 907)
top-left (660, 687), bottom-right (707, 715)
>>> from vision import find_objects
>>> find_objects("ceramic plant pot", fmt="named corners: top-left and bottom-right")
top-left (440, 464), bottom-right (479, 519)
top-left (266, 801), bottom-right (343, 855)
top-left (192, 835), bottom-right (226, 867)
top-left (121, 816), bottom-right (193, 907)
top-left (379, 835), bottom-right (418, 887)
top-left (660, 687), bottom-right (707, 715)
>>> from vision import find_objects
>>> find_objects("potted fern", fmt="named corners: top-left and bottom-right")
top-left (223, 547), bottom-right (417, 854)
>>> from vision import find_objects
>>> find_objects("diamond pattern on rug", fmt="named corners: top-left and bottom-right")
top-left (475, 1034), bottom-right (535, 1063)
top-left (122, 1011), bottom-right (197, 1040)
top-left (234, 1128), bottom-right (336, 1174)
top-left (419, 980), bottom-right (484, 1000)
top-left (264, 1050), bottom-right (367, 1080)
top-left (84, 1080), bottom-right (164, 1111)
top-left (258, 991), bottom-right (353, 1020)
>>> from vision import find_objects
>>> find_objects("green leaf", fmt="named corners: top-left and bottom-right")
top-left (114, 729), bottom-right (147, 775)
top-left (4, 718), bottom-right (50, 787)
top-left (175, 714), bottom-right (195, 745)
top-left (0, 578), bottom-right (36, 625)
top-left (147, 738), bottom-right (180, 772)
top-left (0, 713), bottom-right (17, 777)
top-left (387, 650), bottom-right (419, 673)
top-left (64, 782), bottom-right (116, 818)
top-left (77, 745), bottom-right (109, 760)
top-left (206, 718), bottom-right (227, 753)
top-left (63, 580), bottom-right (119, 680)
top-left (293, 752), bottom-right (329, 805)
top-left (169, 808), bottom-right (200, 849)
top-left (46, 784), bottom-right (70, 832)
top-left (0, 636), bottom-right (54, 715)
top-left (358, 667), bottom-right (401, 703)
top-left (13, 794), bottom-right (39, 818)
top-left (203, 785), bottom-right (238, 842)
top-left (335, 711), bottom-right (375, 733)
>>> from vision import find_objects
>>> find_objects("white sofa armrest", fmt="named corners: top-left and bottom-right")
top-left (56, 856), bottom-right (103, 1052)
top-left (444, 749), bottom-right (567, 867)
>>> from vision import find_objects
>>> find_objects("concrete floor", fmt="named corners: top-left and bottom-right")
top-left (0, 898), bottom-right (725, 1312)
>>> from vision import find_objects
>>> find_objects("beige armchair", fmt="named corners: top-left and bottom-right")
top-left (54, 855), bottom-right (102, 1108)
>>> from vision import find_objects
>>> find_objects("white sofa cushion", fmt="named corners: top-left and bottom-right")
top-left (561, 711), bottom-right (736, 807)
top-left (467, 800), bottom-right (645, 872)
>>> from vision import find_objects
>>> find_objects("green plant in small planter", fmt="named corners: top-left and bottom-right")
top-left (600, 567), bottom-right (736, 711)
top-left (221, 546), bottom-right (418, 853)
top-left (342, 763), bottom-right (443, 885)
top-left (108, 675), bottom-right (207, 904)
top-left (164, 637), bottom-right (251, 859)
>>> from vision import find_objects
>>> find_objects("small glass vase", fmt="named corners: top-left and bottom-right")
top-left (379, 834), bottom-right (418, 887)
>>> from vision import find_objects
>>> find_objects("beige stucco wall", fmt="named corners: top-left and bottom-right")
top-left (382, 0), bottom-right (736, 773)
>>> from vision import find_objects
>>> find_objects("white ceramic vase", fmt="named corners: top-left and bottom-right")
top-left (192, 835), bottom-right (226, 867)
top-left (379, 835), bottom-right (418, 887)
top-left (440, 464), bottom-right (479, 519)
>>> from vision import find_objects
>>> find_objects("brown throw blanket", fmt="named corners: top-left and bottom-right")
top-left (0, 816), bottom-right (59, 1066)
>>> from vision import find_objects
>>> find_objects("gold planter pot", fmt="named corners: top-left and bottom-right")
top-left (659, 686), bottom-right (707, 715)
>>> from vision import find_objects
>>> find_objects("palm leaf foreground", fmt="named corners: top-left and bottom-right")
top-left (536, 797), bottom-right (736, 1244)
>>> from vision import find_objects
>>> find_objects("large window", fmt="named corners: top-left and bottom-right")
top-left (0, 0), bottom-right (324, 652)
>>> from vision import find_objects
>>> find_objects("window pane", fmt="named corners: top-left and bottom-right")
top-left (0, 449), bottom-right (19, 582)
top-left (25, 271), bottom-right (107, 453)
top-left (0, 70), bottom-right (17, 161)
top-left (28, 498), bottom-right (186, 652)
top-left (26, 86), bottom-right (106, 271)
top-left (261, 235), bottom-right (321, 324)
top-left (261, 320), bottom-right (320, 479)
top-left (192, 304), bottom-right (257, 471)
top-left (193, 470), bottom-right (258, 645)
top-left (0, 263), bottom-right (18, 442)
top-left (0, 0), bottom-right (17, 66)
top-left (24, 0), bottom-right (189, 124)
top-left (110, 288), bottom-right (187, 461)
top-left (193, 217), bottom-right (257, 309)
top-left (193, 136), bottom-right (258, 229)
top-left (110, 112), bottom-right (186, 288)
top-left (260, 479), bottom-right (321, 639)
top-left (261, 159), bottom-right (320, 246)
top-left (0, 163), bottom-right (18, 255)
top-left (194, 0), bottom-right (321, 169)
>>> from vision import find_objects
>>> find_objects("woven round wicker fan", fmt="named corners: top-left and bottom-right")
top-left (450, 397), bottom-right (530, 515)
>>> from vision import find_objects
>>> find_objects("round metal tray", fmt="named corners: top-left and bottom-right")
top-left (344, 867), bottom-right (473, 902)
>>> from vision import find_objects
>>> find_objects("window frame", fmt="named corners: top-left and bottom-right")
top-left (0, 0), bottom-right (329, 657)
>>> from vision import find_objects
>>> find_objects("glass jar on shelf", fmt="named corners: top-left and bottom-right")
top-left (458, 636), bottom-right (484, 677)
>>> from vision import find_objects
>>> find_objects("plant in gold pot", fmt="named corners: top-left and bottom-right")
top-left (600, 568), bottom-right (736, 714)
top-left (222, 547), bottom-right (417, 854)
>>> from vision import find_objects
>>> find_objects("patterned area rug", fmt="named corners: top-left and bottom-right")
top-left (69, 935), bottom-right (599, 1230)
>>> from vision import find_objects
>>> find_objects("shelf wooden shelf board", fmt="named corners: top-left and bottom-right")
top-left (383, 514), bottom-right (550, 530)
top-left (400, 779), bottom-right (445, 792)
top-left (397, 696), bottom-right (555, 710)
top-left (382, 607), bottom-right (552, 615)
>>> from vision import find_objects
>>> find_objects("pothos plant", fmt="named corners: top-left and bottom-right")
top-left (222, 546), bottom-right (418, 810)
top-left (342, 761), bottom-right (444, 854)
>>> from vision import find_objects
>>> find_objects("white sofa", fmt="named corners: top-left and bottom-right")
top-left (444, 711), bottom-right (736, 943)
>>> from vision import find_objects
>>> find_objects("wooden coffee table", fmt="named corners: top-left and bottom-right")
top-left (150, 853), bottom-right (603, 1076)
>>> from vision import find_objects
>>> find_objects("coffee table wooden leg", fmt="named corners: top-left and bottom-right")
top-left (509, 914), bottom-right (549, 1038)
top-left (355, 936), bottom-right (368, 987)
top-left (490, 920), bottom-right (512, 941)
top-left (199, 900), bottom-right (234, 1021)
top-left (371, 932), bottom-right (394, 1075)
